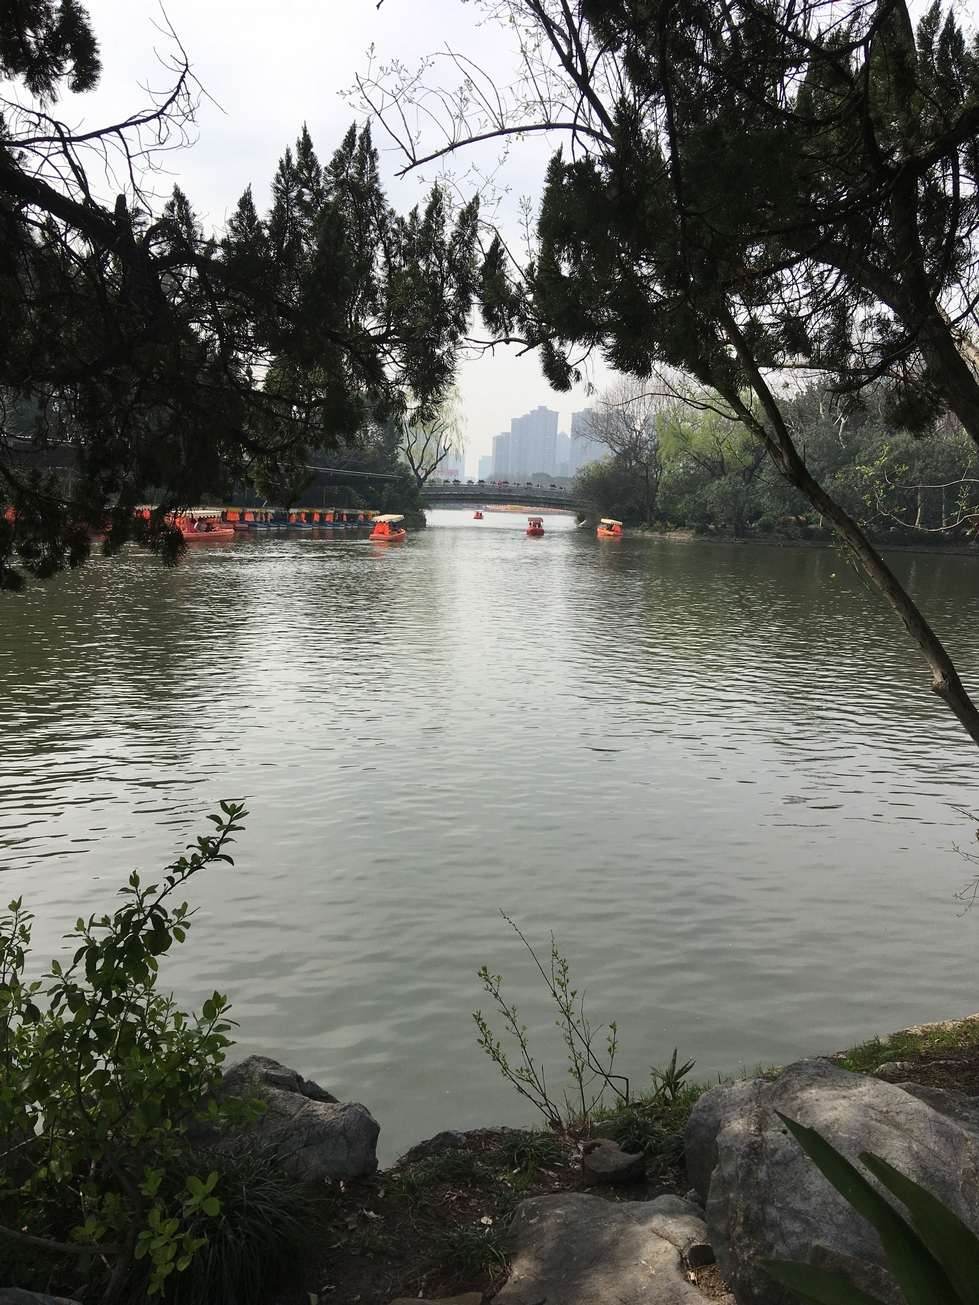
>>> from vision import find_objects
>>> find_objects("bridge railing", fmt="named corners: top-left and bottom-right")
top-left (422, 481), bottom-right (581, 509)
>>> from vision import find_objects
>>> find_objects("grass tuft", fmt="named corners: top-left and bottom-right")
top-left (145, 1137), bottom-right (318, 1305)
top-left (837, 1018), bottom-right (979, 1075)
top-left (491, 1129), bottom-right (565, 1175)
top-left (432, 1222), bottom-right (508, 1275)
top-left (394, 1146), bottom-right (491, 1193)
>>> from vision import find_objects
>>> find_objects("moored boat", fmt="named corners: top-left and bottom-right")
top-left (597, 517), bottom-right (623, 538)
top-left (175, 513), bottom-right (235, 541)
top-left (222, 509), bottom-right (252, 533)
top-left (526, 515), bottom-right (545, 537)
top-left (370, 513), bottom-right (407, 542)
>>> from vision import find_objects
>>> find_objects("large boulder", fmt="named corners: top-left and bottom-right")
top-left (397, 1129), bottom-right (470, 1165)
top-left (685, 1058), bottom-right (979, 1305)
top-left (217, 1055), bottom-right (378, 1181)
top-left (494, 1192), bottom-right (711, 1304)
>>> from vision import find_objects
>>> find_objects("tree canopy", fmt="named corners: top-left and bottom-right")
top-left (359, 0), bottom-right (979, 749)
top-left (0, 3), bottom-right (478, 587)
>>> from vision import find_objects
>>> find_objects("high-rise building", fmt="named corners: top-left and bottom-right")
top-left (505, 405), bottom-right (559, 477)
top-left (477, 454), bottom-right (494, 481)
top-left (554, 431), bottom-right (571, 478)
top-left (569, 408), bottom-right (605, 474)
top-left (491, 431), bottom-right (511, 478)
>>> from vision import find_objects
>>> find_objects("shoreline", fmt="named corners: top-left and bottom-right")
top-left (288, 1009), bottom-right (979, 1305)
top-left (628, 525), bottom-right (979, 558)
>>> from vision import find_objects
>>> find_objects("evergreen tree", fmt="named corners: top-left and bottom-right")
top-left (365, 0), bottom-right (979, 747)
top-left (0, 4), bottom-right (479, 587)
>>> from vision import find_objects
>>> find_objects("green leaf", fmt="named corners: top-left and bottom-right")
top-left (763, 1259), bottom-right (889, 1304)
top-left (201, 1196), bottom-right (220, 1217)
top-left (860, 1152), bottom-right (979, 1305)
top-left (777, 1114), bottom-right (957, 1305)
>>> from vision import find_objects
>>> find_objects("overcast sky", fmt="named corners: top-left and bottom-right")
top-left (54, 1), bottom-right (611, 469)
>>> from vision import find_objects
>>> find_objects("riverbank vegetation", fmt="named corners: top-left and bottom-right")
top-left (0, 804), bottom-right (315, 1305)
top-left (575, 379), bottom-right (979, 545)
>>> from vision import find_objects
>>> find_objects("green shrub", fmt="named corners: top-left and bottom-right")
top-left (474, 914), bottom-right (628, 1131)
top-left (0, 803), bottom-right (259, 1303)
top-left (138, 1138), bottom-right (316, 1305)
top-left (764, 1112), bottom-right (979, 1304)
top-left (597, 1104), bottom-right (674, 1157)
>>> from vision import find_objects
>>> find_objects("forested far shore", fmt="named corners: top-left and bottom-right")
top-left (574, 382), bottom-right (979, 546)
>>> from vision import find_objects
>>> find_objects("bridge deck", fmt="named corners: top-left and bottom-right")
top-left (423, 482), bottom-right (581, 510)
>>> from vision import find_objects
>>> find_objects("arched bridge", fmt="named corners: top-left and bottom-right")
top-left (422, 481), bottom-right (582, 510)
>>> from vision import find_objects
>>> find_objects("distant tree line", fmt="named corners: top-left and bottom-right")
top-left (575, 380), bottom-right (979, 544)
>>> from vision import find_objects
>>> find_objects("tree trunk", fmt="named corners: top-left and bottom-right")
top-left (720, 306), bottom-right (979, 751)
top-left (915, 308), bottom-right (979, 454)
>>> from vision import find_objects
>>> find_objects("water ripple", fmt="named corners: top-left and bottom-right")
top-left (2, 516), bottom-right (979, 1158)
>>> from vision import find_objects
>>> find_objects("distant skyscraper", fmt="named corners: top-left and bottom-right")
top-left (569, 408), bottom-right (605, 474)
top-left (492, 431), bottom-right (511, 478)
top-left (477, 454), bottom-right (493, 480)
top-left (505, 405), bottom-right (559, 476)
top-left (555, 430), bottom-right (571, 478)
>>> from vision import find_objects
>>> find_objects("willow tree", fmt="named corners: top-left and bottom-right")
top-left (358, 0), bottom-right (979, 748)
top-left (398, 385), bottom-right (466, 487)
top-left (0, 4), bottom-right (478, 588)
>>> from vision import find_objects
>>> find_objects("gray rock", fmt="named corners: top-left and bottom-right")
top-left (218, 1054), bottom-right (378, 1181)
top-left (683, 1187), bottom-right (704, 1207)
top-left (644, 1201), bottom-right (714, 1268)
top-left (683, 1075), bottom-right (760, 1199)
top-left (686, 1057), bottom-right (979, 1305)
top-left (221, 1054), bottom-right (306, 1096)
top-left (897, 1080), bottom-right (979, 1130)
top-left (0, 1293), bottom-right (81, 1305)
top-left (303, 1076), bottom-right (339, 1103)
top-left (650, 1194), bottom-right (705, 1219)
top-left (580, 1137), bottom-right (646, 1185)
top-left (873, 1060), bottom-right (915, 1081)
top-left (398, 1129), bottom-right (470, 1165)
top-left (495, 1193), bottom-right (710, 1304)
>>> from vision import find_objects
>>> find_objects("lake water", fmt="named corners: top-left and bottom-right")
top-left (3, 509), bottom-right (979, 1160)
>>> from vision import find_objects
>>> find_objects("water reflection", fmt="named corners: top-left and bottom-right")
top-left (2, 515), bottom-right (978, 1159)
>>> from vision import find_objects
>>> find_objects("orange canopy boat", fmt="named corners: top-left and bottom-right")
top-left (175, 513), bottom-right (235, 541)
top-left (597, 517), bottom-right (623, 538)
top-left (370, 513), bottom-right (407, 542)
top-left (526, 516), bottom-right (545, 537)
top-left (474, 510), bottom-right (484, 520)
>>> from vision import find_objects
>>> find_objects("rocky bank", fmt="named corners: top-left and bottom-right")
top-left (9, 1014), bottom-right (979, 1305)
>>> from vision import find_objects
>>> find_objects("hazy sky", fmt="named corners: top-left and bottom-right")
top-left (53, 1), bottom-right (611, 468)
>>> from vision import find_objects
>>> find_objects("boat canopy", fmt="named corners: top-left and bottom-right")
top-left (528, 515), bottom-right (544, 523)
top-left (374, 514), bottom-right (404, 523)
top-left (600, 518), bottom-right (623, 526)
